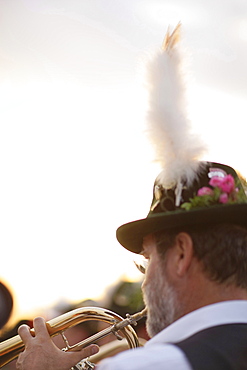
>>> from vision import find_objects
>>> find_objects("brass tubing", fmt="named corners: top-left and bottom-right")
top-left (0, 307), bottom-right (147, 368)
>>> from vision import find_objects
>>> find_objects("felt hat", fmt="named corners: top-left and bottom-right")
top-left (116, 25), bottom-right (247, 253)
top-left (117, 161), bottom-right (247, 253)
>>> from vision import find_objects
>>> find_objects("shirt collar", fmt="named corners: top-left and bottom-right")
top-left (146, 300), bottom-right (247, 346)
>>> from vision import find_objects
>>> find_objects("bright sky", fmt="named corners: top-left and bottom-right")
top-left (0, 0), bottom-right (247, 322)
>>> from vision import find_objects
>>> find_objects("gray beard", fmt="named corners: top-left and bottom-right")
top-left (142, 277), bottom-right (178, 338)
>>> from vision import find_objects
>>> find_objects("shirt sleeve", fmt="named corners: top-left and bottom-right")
top-left (97, 343), bottom-right (193, 370)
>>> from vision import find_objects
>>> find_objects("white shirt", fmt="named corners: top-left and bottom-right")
top-left (97, 301), bottom-right (247, 370)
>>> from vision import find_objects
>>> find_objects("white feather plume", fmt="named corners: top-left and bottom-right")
top-left (145, 24), bottom-right (207, 188)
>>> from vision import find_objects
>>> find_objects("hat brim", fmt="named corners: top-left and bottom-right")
top-left (116, 203), bottom-right (247, 254)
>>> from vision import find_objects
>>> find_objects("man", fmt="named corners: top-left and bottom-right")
top-left (16, 162), bottom-right (247, 370)
top-left (16, 26), bottom-right (247, 369)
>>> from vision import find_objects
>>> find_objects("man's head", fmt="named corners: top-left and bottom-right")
top-left (140, 223), bottom-right (247, 337)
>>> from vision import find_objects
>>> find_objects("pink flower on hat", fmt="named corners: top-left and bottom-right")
top-left (197, 187), bottom-right (214, 196)
top-left (221, 175), bottom-right (236, 193)
top-left (181, 173), bottom-right (246, 211)
top-left (219, 193), bottom-right (229, 204)
top-left (209, 175), bottom-right (235, 194)
top-left (209, 176), bottom-right (223, 188)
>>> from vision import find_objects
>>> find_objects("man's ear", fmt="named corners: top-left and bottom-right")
top-left (173, 232), bottom-right (194, 277)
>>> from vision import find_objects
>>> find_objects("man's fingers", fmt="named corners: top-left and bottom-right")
top-left (18, 317), bottom-right (49, 345)
top-left (17, 320), bottom-right (100, 370)
top-left (32, 317), bottom-right (50, 339)
top-left (18, 324), bottom-right (32, 345)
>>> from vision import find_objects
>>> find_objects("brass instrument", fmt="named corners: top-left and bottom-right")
top-left (0, 306), bottom-right (147, 368)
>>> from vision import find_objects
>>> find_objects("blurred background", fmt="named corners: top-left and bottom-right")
top-left (0, 0), bottom-right (247, 349)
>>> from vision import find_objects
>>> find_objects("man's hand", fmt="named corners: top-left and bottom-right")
top-left (16, 317), bottom-right (99, 370)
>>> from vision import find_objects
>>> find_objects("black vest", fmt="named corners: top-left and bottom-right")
top-left (174, 324), bottom-right (247, 370)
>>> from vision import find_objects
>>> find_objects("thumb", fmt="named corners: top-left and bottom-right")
top-left (81, 344), bottom-right (99, 357)
top-left (67, 344), bottom-right (99, 364)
